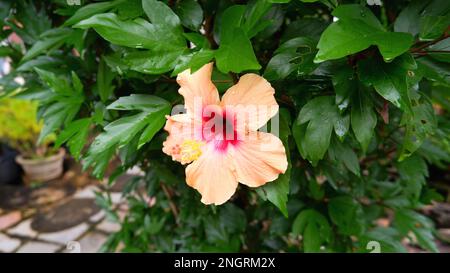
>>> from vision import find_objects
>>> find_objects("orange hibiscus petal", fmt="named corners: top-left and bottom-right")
top-left (230, 131), bottom-right (288, 187)
top-left (185, 144), bottom-right (238, 205)
top-left (177, 62), bottom-right (220, 117)
top-left (162, 114), bottom-right (197, 163)
top-left (221, 74), bottom-right (278, 132)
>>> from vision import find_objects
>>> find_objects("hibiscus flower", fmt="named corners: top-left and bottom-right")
top-left (162, 63), bottom-right (288, 205)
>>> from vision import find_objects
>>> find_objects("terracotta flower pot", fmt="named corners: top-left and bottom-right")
top-left (15, 149), bottom-right (65, 182)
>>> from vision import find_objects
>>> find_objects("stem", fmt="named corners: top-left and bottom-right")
top-left (160, 183), bottom-right (179, 224)
top-left (410, 27), bottom-right (450, 53)
top-left (204, 15), bottom-right (218, 49)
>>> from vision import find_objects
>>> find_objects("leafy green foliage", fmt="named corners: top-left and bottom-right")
top-left (84, 94), bottom-right (170, 178)
top-left (294, 96), bottom-right (348, 165)
top-left (292, 209), bottom-right (331, 252)
top-left (316, 5), bottom-right (413, 62)
top-left (1, 0), bottom-right (449, 253)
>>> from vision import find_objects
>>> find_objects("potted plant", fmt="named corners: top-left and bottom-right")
top-left (0, 98), bottom-right (65, 183)
top-left (0, 143), bottom-right (21, 185)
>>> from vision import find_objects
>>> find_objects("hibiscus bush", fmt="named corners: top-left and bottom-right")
top-left (1, 0), bottom-right (450, 252)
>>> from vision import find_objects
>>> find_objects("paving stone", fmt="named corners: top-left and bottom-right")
top-left (16, 241), bottom-right (60, 253)
top-left (0, 233), bottom-right (21, 252)
top-left (126, 166), bottom-right (145, 176)
top-left (78, 232), bottom-right (108, 253)
top-left (110, 193), bottom-right (123, 204)
top-left (30, 187), bottom-right (67, 206)
top-left (437, 228), bottom-right (450, 244)
top-left (0, 211), bottom-right (22, 231)
top-left (7, 219), bottom-right (37, 238)
top-left (89, 210), bottom-right (105, 223)
top-left (31, 198), bottom-right (100, 233)
top-left (73, 185), bottom-right (99, 199)
top-left (97, 220), bottom-right (120, 233)
top-left (38, 223), bottom-right (89, 244)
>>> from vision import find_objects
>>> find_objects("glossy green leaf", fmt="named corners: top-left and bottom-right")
top-left (175, 0), bottom-right (204, 31)
top-left (394, 209), bottom-right (438, 252)
top-left (63, 0), bottom-right (126, 26)
top-left (97, 57), bottom-right (116, 102)
top-left (294, 96), bottom-right (344, 165)
top-left (74, 13), bottom-right (185, 51)
top-left (84, 95), bottom-right (170, 178)
top-left (358, 54), bottom-right (416, 113)
top-left (55, 118), bottom-right (91, 159)
top-left (328, 196), bottom-right (365, 236)
top-left (264, 37), bottom-right (318, 80)
top-left (292, 209), bottom-right (331, 252)
top-left (22, 28), bottom-right (73, 61)
top-left (399, 92), bottom-right (437, 160)
top-left (315, 5), bottom-right (413, 63)
top-left (351, 88), bottom-right (377, 152)
top-left (123, 50), bottom-right (183, 75)
top-left (34, 69), bottom-right (85, 143)
top-left (215, 6), bottom-right (261, 73)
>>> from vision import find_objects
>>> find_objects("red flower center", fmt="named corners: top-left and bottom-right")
top-left (201, 106), bottom-right (240, 151)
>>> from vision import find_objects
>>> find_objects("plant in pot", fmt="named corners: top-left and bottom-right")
top-left (0, 98), bottom-right (65, 183)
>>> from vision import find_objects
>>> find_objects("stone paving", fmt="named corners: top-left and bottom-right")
top-left (0, 183), bottom-right (123, 253)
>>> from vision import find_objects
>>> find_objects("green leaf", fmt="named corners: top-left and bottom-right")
top-left (34, 69), bottom-right (85, 143)
top-left (22, 28), bottom-right (73, 62)
top-left (328, 196), bottom-right (365, 236)
top-left (142, 0), bottom-right (183, 34)
top-left (183, 32), bottom-right (210, 48)
top-left (83, 95), bottom-right (170, 178)
top-left (397, 155), bottom-right (428, 202)
top-left (63, 0), bottom-right (126, 26)
top-left (171, 49), bottom-right (215, 76)
top-left (242, 0), bottom-right (273, 38)
top-left (175, 0), bottom-right (204, 31)
top-left (55, 118), bottom-right (91, 159)
top-left (359, 54), bottom-right (415, 113)
top-left (97, 57), bottom-right (116, 102)
top-left (116, 0), bottom-right (144, 20)
top-left (295, 96), bottom-right (343, 165)
top-left (84, 146), bottom-right (116, 179)
top-left (428, 38), bottom-right (450, 63)
top-left (215, 6), bottom-right (261, 73)
top-left (394, 0), bottom-right (430, 36)
top-left (264, 37), bottom-right (318, 80)
top-left (360, 227), bottom-right (407, 253)
top-left (315, 4), bottom-right (413, 63)
top-left (123, 50), bottom-right (183, 75)
top-left (5, 1), bottom-right (51, 44)
top-left (107, 94), bottom-right (170, 111)
top-left (328, 137), bottom-right (360, 176)
top-left (292, 209), bottom-right (331, 252)
top-left (419, 15), bottom-right (450, 40)
top-left (351, 88), bottom-right (377, 152)
top-left (399, 92), bottom-right (437, 160)
top-left (417, 56), bottom-right (450, 87)
top-left (332, 63), bottom-right (357, 111)
top-left (74, 13), bottom-right (185, 51)
top-left (394, 209), bottom-right (438, 252)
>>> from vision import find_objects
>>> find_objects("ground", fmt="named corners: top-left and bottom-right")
top-left (0, 159), bottom-right (129, 253)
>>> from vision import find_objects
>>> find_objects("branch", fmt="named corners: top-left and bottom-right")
top-left (160, 183), bottom-right (179, 225)
top-left (410, 27), bottom-right (450, 53)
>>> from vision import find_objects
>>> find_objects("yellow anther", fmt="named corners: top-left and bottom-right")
top-left (180, 140), bottom-right (204, 164)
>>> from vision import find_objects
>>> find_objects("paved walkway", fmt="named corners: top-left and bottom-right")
top-left (0, 184), bottom-right (124, 253)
